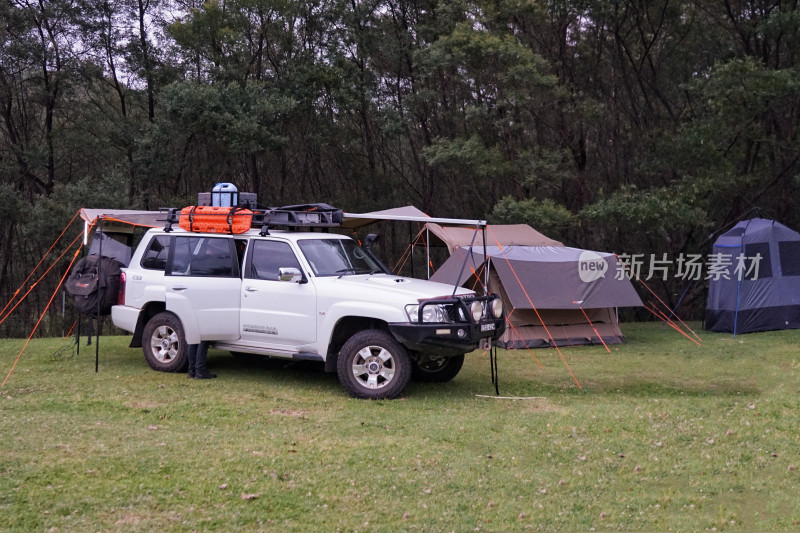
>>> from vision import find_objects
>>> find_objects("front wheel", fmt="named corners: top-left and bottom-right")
top-left (411, 354), bottom-right (465, 383)
top-left (142, 311), bottom-right (188, 372)
top-left (337, 330), bottom-right (411, 399)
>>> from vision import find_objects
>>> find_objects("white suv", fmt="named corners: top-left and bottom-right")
top-left (112, 217), bottom-right (504, 399)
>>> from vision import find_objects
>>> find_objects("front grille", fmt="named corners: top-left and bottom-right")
top-left (445, 304), bottom-right (462, 322)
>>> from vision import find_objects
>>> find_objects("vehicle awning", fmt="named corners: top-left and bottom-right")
top-left (80, 208), bottom-right (164, 228)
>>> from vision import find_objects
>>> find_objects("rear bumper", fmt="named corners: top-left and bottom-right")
top-left (111, 305), bottom-right (140, 334)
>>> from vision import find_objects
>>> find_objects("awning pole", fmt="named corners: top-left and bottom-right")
top-left (95, 217), bottom-right (103, 372)
top-left (733, 280), bottom-right (741, 337)
top-left (482, 223), bottom-right (488, 291)
top-left (426, 226), bottom-right (430, 279)
top-left (409, 222), bottom-right (415, 278)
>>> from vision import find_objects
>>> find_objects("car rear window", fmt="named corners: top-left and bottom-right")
top-left (140, 235), bottom-right (171, 271)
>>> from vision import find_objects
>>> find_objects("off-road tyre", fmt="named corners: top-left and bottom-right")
top-left (411, 354), bottom-right (465, 383)
top-left (142, 311), bottom-right (188, 372)
top-left (337, 329), bottom-right (411, 399)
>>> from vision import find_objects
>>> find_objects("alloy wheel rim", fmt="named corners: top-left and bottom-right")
top-left (150, 325), bottom-right (179, 363)
top-left (351, 345), bottom-right (395, 389)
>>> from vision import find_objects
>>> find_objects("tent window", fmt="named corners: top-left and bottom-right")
top-left (744, 242), bottom-right (772, 279)
top-left (779, 241), bottom-right (800, 276)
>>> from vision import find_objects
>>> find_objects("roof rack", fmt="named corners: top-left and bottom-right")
top-left (253, 204), bottom-right (343, 236)
top-left (160, 203), bottom-right (343, 235)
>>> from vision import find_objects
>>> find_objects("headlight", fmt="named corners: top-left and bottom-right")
top-left (490, 298), bottom-right (503, 318)
top-left (405, 303), bottom-right (447, 323)
top-left (470, 301), bottom-right (483, 322)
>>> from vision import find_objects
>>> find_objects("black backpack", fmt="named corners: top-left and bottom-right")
top-left (65, 254), bottom-right (123, 316)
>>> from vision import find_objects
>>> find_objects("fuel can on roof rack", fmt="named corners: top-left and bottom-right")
top-left (211, 182), bottom-right (238, 207)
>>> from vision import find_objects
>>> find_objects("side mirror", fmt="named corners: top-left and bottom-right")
top-left (279, 267), bottom-right (304, 283)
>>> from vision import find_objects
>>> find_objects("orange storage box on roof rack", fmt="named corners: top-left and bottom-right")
top-left (178, 206), bottom-right (253, 234)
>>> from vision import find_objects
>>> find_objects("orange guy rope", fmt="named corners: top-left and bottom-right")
top-left (643, 302), bottom-right (694, 341)
top-left (0, 209), bottom-right (81, 318)
top-left (487, 227), bottom-right (583, 390)
top-left (503, 316), bottom-right (544, 369)
top-left (616, 254), bottom-right (702, 344)
top-left (578, 307), bottom-right (611, 353)
top-left (449, 245), bottom-right (487, 291)
top-left (3, 246), bottom-right (83, 388)
top-left (393, 223), bottom-right (429, 274)
top-left (0, 231), bottom-right (85, 327)
top-left (63, 320), bottom-right (77, 340)
top-left (644, 302), bottom-right (702, 346)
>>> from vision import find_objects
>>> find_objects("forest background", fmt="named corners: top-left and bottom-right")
top-left (1, 0), bottom-right (799, 337)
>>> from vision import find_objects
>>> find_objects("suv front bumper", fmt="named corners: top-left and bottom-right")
top-left (389, 293), bottom-right (505, 356)
top-left (389, 319), bottom-right (505, 355)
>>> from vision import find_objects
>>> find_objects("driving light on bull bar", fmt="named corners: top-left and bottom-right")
top-left (490, 298), bottom-right (503, 318)
top-left (470, 301), bottom-right (483, 322)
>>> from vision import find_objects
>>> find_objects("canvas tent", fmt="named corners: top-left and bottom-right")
top-left (705, 218), bottom-right (800, 334)
top-left (425, 224), bottom-right (643, 348)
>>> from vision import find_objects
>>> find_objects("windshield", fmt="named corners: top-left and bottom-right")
top-left (298, 239), bottom-right (382, 277)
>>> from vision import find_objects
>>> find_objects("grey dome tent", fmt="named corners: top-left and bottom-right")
top-left (705, 218), bottom-right (800, 334)
top-left (423, 223), bottom-right (643, 348)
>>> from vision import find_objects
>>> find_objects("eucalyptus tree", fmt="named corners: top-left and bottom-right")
top-left (0, 0), bottom-right (87, 199)
top-left (0, 0), bottom-right (79, 335)
top-left (163, 0), bottom-right (348, 204)
top-left (76, 0), bottom-right (174, 204)
top-left (681, 0), bottom-right (800, 226)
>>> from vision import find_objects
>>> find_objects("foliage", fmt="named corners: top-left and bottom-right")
top-left (2, 325), bottom-right (800, 530)
top-left (579, 184), bottom-right (711, 250)
top-left (492, 196), bottom-right (573, 242)
top-left (0, 182), bottom-right (29, 224)
top-left (680, 57), bottom-right (800, 223)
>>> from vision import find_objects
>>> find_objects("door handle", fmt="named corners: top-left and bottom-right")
top-left (244, 286), bottom-right (258, 292)
top-left (171, 285), bottom-right (187, 291)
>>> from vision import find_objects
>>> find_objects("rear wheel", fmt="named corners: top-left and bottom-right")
top-left (142, 312), bottom-right (188, 372)
top-left (337, 330), bottom-right (411, 399)
top-left (411, 354), bottom-right (465, 383)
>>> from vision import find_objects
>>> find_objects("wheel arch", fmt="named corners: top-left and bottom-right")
top-left (129, 302), bottom-right (167, 348)
top-left (325, 316), bottom-right (391, 373)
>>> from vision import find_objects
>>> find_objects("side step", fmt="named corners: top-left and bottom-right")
top-left (212, 342), bottom-right (324, 362)
top-left (293, 352), bottom-right (324, 362)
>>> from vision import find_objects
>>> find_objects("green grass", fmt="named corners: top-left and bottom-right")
top-left (2, 323), bottom-right (800, 531)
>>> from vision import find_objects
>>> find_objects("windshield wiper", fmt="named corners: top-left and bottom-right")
top-left (336, 268), bottom-right (380, 278)
top-left (336, 268), bottom-right (361, 278)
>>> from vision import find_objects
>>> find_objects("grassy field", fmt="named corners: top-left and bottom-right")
top-left (1, 322), bottom-right (799, 532)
